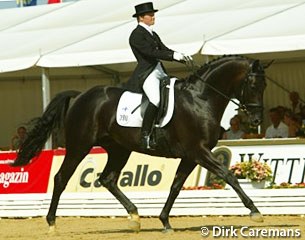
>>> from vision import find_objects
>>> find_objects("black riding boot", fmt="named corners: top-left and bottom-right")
top-left (140, 102), bottom-right (158, 150)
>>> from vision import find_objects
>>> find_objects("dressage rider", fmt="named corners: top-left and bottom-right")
top-left (127, 2), bottom-right (192, 150)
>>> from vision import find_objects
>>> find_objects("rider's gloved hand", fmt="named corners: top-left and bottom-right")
top-left (173, 52), bottom-right (184, 61)
top-left (173, 52), bottom-right (193, 64)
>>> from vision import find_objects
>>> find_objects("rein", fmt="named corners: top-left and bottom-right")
top-left (185, 61), bottom-right (251, 114)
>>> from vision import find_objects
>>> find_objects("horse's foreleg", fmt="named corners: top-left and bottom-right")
top-left (159, 159), bottom-right (197, 233)
top-left (98, 145), bottom-right (140, 232)
top-left (226, 171), bottom-right (263, 222)
top-left (195, 147), bottom-right (263, 222)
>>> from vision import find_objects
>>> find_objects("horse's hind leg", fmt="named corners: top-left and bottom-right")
top-left (195, 147), bottom-right (263, 222)
top-left (47, 149), bottom-right (90, 233)
top-left (98, 142), bottom-right (140, 232)
top-left (159, 159), bottom-right (197, 233)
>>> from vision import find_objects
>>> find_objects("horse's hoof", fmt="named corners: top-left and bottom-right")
top-left (162, 228), bottom-right (175, 234)
top-left (129, 220), bottom-right (141, 232)
top-left (250, 212), bottom-right (264, 222)
top-left (48, 225), bottom-right (57, 235)
top-left (129, 214), bottom-right (141, 232)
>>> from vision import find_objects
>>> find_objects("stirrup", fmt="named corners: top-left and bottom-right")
top-left (140, 135), bottom-right (156, 150)
top-left (141, 135), bottom-right (150, 149)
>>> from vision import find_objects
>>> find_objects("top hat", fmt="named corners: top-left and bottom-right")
top-left (132, 2), bottom-right (158, 18)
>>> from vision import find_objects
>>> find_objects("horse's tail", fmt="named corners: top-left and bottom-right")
top-left (12, 90), bottom-right (81, 167)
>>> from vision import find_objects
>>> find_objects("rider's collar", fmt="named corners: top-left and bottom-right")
top-left (139, 22), bottom-right (153, 35)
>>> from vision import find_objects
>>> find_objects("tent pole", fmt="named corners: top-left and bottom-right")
top-left (42, 68), bottom-right (52, 150)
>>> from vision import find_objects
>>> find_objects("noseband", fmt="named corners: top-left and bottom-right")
top-left (238, 70), bottom-right (265, 115)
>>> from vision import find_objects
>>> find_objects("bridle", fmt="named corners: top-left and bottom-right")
top-left (187, 60), bottom-right (265, 115)
top-left (238, 71), bottom-right (265, 115)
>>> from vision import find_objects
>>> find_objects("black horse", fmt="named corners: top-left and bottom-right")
top-left (13, 55), bottom-right (266, 233)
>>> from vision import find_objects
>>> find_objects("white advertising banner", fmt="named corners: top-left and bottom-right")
top-left (212, 140), bottom-right (305, 185)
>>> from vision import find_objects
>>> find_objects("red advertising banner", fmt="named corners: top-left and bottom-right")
top-left (0, 150), bottom-right (53, 194)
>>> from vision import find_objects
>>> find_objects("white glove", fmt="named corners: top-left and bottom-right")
top-left (173, 52), bottom-right (193, 63)
top-left (173, 52), bottom-right (185, 61)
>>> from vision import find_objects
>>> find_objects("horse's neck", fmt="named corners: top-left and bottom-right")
top-left (212, 98), bottom-right (231, 124)
top-left (178, 57), bottom-right (248, 123)
top-left (207, 77), bottom-right (237, 123)
top-left (177, 83), bottom-right (230, 125)
top-left (177, 74), bottom-right (209, 95)
top-left (187, 78), bottom-right (235, 123)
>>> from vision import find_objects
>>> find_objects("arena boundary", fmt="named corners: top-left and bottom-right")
top-left (0, 189), bottom-right (305, 218)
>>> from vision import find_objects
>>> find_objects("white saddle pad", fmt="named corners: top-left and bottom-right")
top-left (116, 78), bottom-right (177, 127)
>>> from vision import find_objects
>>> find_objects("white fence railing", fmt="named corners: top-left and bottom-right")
top-left (1, 189), bottom-right (305, 218)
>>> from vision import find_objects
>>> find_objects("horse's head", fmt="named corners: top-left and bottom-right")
top-left (237, 59), bottom-right (266, 126)
top-left (182, 56), bottom-right (266, 127)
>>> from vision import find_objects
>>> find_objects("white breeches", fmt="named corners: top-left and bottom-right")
top-left (143, 62), bottom-right (167, 107)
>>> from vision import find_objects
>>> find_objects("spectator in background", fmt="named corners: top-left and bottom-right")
top-left (265, 108), bottom-right (289, 138)
top-left (11, 126), bottom-right (28, 150)
top-left (289, 91), bottom-right (303, 114)
top-left (276, 105), bottom-right (287, 121)
top-left (283, 110), bottom-right (301, 137)
top-left (222, 116), bottom-right (245, 140)
top-left (297, 105), bottom-right (305, 122)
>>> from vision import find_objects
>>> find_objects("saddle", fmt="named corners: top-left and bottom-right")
top-left (116, 77), bottom-right (177, 128)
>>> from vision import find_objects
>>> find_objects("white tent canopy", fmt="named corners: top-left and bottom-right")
top-left (1, 0), bottom-right (305, 73)
top-left (203, 1), bottom-right (305, 56)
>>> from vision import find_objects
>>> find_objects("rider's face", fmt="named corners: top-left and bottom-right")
top-left (139, 12), bottom-right (155, 26)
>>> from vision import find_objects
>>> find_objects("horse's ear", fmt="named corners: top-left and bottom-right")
top-left (263, 59), bottom-right (275, 69)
